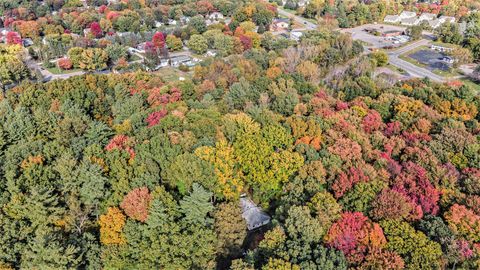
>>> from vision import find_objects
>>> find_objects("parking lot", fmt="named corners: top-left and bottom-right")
top-left (341, 24), bottom-right (408, 49)
top-left (408, 49), bottom-right (451, 71)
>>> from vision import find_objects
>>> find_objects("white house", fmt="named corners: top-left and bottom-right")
top-left (205, 50), bottom-right (217, 57)
top-left (384, 15), bottom-right (400, 24)
top-left (399, 11), bottom-right (417, 19)
top-left (439, 16), bottom-right (456, 24)
top-left (208, 12), bottom-right (224, 21)
top-left (290, 31), bottom-right (303, 41)
top-left (180, 16), bottom-right (191, 24)
top-left (271, 18), bottom-right (289, 31)
top-left (419, 13), bottom-right (437, 22)
top-left (83, 28), bottom-right (91, 37)
top-left (170, 55), bottom-right (192, 67)
top-left (401, 17), bottom-right (420, 26)
top-left (429, 19), bottom-right (442, 29)
top-left (154, 21), bottom-right (164, 28)
top-left (167, 19), bottom-right (177, 26)
top-left (297, 0), bottom-right (310, 7)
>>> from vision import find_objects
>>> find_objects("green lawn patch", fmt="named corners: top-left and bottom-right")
top-left (460, 78), bottom-right (480, 92)
top-left (129, 54), bottom-right (142, 62)
top-left (155, 67), bottom-right (191, 82)
top-left (46, 67), bottom-right (82, 75)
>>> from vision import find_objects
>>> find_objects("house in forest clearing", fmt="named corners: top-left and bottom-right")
top-left (240, 195), bottom-right (271, 230)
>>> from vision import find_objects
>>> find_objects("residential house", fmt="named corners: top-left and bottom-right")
top-left (167, 19), bottom-right (177, 26)
top-left (153, 59), bottom-right (169, 70)
top-left (0, 28), bottom-right (7, 43)
top-left (429, 19), bottom-right (442, 29)
top-left (439, 16), bottom-right (455, 24)
top-left (419, 13), bottom-right (437, 22)
top-left (205, 19), bottom-right (217, 26)
top-left (154, 21), bottom-right (164, 28)
top-left (205, 50), bottom-right (217, 57)
top-left (208, 12), bottom-right (224, 21)
top-left (384, 15), bottom-right (400, 24)
top-left (22, 38), bottom-right (33, 47)
top-left (399, 11), bottom-right (417, 19)
top-left (290, 31), bottom-right (303, 41)
top-left (240, 195), bottom-right (271, 231)
top-left (83, 28), bottom-right (91, 37)
top-left (401, 17), bottom-right (420, 26)
top-left (271, 18), bottom-right (290, 31)
top-left (180, 16), bottom-right (190, 25)
top-left (297, 0), bottom-right (310, 7)
top-left (170, 55), bottom-right (192, 67)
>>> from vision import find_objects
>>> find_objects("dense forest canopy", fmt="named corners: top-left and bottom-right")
top-left (0, 47), bottom-right (479, 268)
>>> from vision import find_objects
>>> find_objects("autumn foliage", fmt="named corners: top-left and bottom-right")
top-left (99, 207), bottom-right (126, 245)
top-left (57, 58), bottom-right (73, 70)
top-left (105, 135), bottom-right (135, 160)
top-left (120, 187), bottom-right (152, 222)
top-left (325, 212), bottom-right (386, 264)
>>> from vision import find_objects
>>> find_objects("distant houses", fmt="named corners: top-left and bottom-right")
top-left (383, 11), bottom-right (456, 29)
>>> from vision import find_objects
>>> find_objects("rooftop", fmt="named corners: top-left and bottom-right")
top-left (240, 196), bottom-right (270, 230)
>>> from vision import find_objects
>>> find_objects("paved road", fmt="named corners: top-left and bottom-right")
top-left (276, 7), bottom-right (317, 30)
top-left (387, 39), bottom-right (445, 83)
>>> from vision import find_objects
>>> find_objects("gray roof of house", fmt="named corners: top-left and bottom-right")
top-left (401, 17), bottom-right (418, 25)
top-left (240, 197), bottom-right (271, 230)
top-left (384, 15), bottom-right (399, 22)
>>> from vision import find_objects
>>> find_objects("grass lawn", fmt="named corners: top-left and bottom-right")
top-left (46, 67), bottom-right (82, 75)
top-left (129, 54), bottom-right (142, 62)
top-left (155, 67), bottom-right (191, 82)
top-left (432, 68), bottom-right (461, 78)
top-left (460, 78), bottom-right (480, 92)
top-left (386, 63), bottom-right (407, 75)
